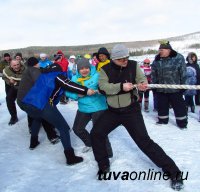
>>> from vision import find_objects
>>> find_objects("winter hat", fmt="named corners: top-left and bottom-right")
top-left (15, 52), bottom-right (22, 58)
top-left (69, 55), bottom-right (76, 59)
top-left (159, 40), bottom-right (172, 50)
top-left (96, 47), bottom-right (110, 61)
top-left (40, 53), bottom-right (47, 58)
top-left (84, 54), bottom-right (91, 59)
top-left (57, 50), bottom-right (64, 56)
top-left (27, 57), bottom-right (39, 67)
top-left (4, 53), bottom-right (10, 57)
top-left (144, 58), bottom-right (150, 64)
top-left (111, 44), bottom-right (129, 60)
top-left (77, 58), bottom-right (91, 71)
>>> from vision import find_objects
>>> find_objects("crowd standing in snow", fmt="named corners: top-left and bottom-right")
top-left (1, 41), bottom-right (200, 191)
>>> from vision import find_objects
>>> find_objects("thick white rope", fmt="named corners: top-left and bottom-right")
top-left (136, 84), bottom-right (200, 90)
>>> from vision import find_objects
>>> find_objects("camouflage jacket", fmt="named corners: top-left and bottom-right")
top-left (0, 60), bottom-right (10, 76)
top-left (151, 50), bottom-right (187, 93)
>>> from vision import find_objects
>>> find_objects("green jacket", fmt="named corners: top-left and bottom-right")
top-left (99, 60), bottom-right (147, 109)
top-left (0, 60), bottom-right (10, 75)
top-left (2, 65), bottom-right (26, 86)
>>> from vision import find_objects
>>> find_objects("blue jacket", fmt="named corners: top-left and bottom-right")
top-left (23, 71), bottom-right (65, 110)
top-left (184, 65), bottom-right (197, 96)
top-left (65, 66), bottom-right (107, 113)
top-left (39, 59), bottom-right (53, 68)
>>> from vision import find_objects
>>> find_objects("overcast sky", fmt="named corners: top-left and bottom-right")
top-left (0, 0), bottom-right (199, 50)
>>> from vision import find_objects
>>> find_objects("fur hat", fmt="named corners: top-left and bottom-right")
top-left (111, 44), bottom-right (129, 60)
top-left (40, 53), bottom-right (47, 58)
top-left (159, 40), bottom-right (172, 50)
top-left (27, 57), bottom-right (39, 67)
top-left (77, 58), bottom-right (91, 71)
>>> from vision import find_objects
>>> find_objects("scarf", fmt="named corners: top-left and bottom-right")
top-left (76, 76), bottom-right (91, 85)
top-left (97, 60), bottom-right (110, 72)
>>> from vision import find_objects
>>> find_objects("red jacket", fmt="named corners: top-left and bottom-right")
top-left (54, 50), bottom-right (69, 72)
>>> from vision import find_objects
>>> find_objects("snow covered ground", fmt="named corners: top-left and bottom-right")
top-left (0, 78), bottom-right (200, 192)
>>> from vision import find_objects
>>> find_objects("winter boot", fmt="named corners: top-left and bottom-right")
top-left (144, 101), bottom-right (149, 112)
top-left (8, 116), bottom-right (18, 125)
top-left (191, 106), bottom-right (195, 113)
top-left (64, 148), bottom-right (83, 165)
top-left (29, 136), bottom-right (40, 150)
top-left (170, 173), bottom-right (184, 191)
top-left (97, 165), bottom-right (110, 180)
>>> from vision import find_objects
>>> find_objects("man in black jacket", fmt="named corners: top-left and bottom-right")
top-left (91, 44), bottom-right (184, 191)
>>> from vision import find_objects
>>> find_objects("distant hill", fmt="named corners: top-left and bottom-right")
top-left (0, 31), bottom-right (200, 59)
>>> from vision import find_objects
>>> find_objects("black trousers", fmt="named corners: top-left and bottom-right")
top-left (157, 92), bottom-right (187, 127)
top-left (5, 84), bottom-right (18, 118)
top-left (73, 110), bottom-right (112, 155)
top-left (91, 102), bottom-right (180, 178)
top-left (73, 110), bottom-right (105, 146)
top-left (27, 115), bottom-right (58, 140)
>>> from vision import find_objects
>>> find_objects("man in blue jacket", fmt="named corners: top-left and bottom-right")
top-left (17, 57), bottom-right (95, 165)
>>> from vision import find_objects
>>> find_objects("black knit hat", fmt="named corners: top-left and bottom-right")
top-left (27, 57), bottom-right (39, 67)
top-left (4, 53), bottom-right (10, 57)
top-left (96, 47), bottom-right (110, 61)
top-left (15, 52), bottom-right (22, 58)
top-left (159, 40), bottom-right (172, 50)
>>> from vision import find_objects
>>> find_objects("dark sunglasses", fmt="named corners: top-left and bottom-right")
top-left (144, 62), bottom-right (150, 65)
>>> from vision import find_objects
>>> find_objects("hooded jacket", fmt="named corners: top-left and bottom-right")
top-left (151, 50), bottom-right (187, 93)
top-left (54, 50), bottom-right (69, 72)
top-left (65, 65), bottom-right (107, 113)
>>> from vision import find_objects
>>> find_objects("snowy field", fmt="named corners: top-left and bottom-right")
top-left (0, 78), bottom-right (200, 192)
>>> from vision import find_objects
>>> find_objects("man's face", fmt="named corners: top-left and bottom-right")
top-left (10, 60), bottom-right (21, 72)
top-left (15, 56), bottom-right (22, 61)
top-left (4, 56), bottom-right (10, 62)
top-left (159, 49), bottom-right (171, 58)
top-left (113, 57), bottom-right (129, 67)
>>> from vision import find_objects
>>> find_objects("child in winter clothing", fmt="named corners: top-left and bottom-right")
top-left (139, 58), bottom-right (152, 112)
top-left (96, 47), bottom-right (110, 72)
top-left (67, 55), bottom-right (77, 79)
top-left (65, 58), bottom-right (112, 155)
top-left (184, 52), bottom-right (199, 113)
